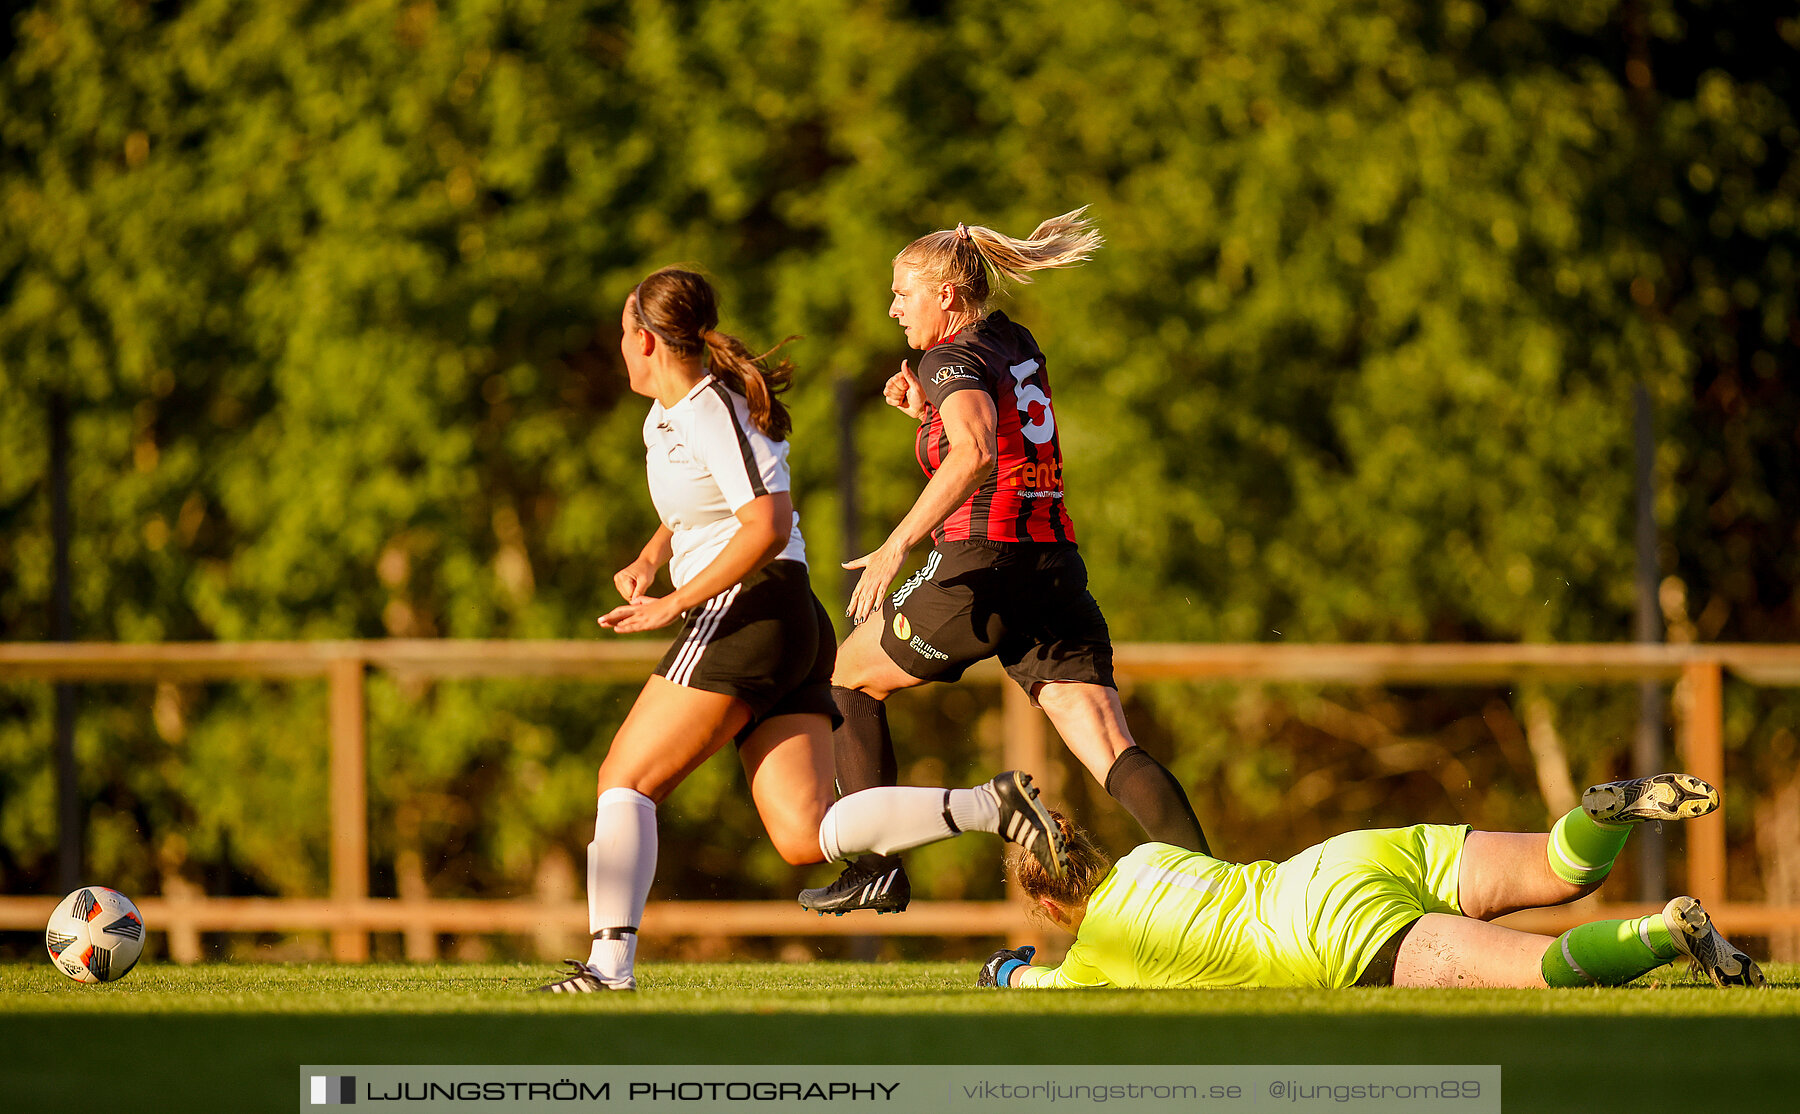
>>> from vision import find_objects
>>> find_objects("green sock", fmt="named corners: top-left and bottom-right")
top-left (1541, 914), bottom-right (1679, 987)
top-left (1546, 806), bottom-right (1631, 885)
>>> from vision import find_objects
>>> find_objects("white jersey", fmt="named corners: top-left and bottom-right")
top-left (644, 374), bottom-right (807, 588)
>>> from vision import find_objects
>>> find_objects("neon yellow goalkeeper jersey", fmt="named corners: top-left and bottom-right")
top-left (1013, 827), bottom-right (1466, 990)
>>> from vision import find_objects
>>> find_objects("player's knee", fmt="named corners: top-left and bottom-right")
top-left (768, 820), bottom-right (827, 865)
top-left (831, 623), bottom-right (904, 696)
top-left (596, 764), bottom-right (667, 803)
top-left (761, 794), bottom-right (832, 864)
top-left (829, 649), bottom-right (881, 691)
top-left (832, 677), bottom-right (894, 706)
top-left (831, 661), bottom-right (900, 701)
top-left (1568, 876), bottom-right (1606, 902)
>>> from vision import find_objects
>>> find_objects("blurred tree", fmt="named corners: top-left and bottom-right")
top-left (1, 0), bottom-right (1795, 953)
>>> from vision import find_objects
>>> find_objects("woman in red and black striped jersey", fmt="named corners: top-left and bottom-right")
top-left (799, 209), bottom-right (1211, 915)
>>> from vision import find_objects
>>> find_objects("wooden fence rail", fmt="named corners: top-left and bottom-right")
top-left (5, 640), bottom-right (1800, 960)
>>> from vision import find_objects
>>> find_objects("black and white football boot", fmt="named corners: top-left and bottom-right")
top-left (987, 770), bottom-right (1069, 880)
top-left (797, 770), bottom-right (1068, 913)
top-left (1583, 773), bottom-right (1719, 825)
top-left (1663, 897), bottom-right (1766, 988)
top-left (798, 854), bottom-right (912, 916)
top-left (532, 958), bottom-right (635, 993)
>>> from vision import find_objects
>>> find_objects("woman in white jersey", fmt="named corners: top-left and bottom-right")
top-left (537, 268), bottom-right (1069, 992)
top-left (534, 268), bottom-right (839, 992)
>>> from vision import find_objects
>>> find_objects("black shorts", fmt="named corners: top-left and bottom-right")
top-left (655, 559), bottom-right (841, 740)
top-left (879, 541), bottom-right (1115, 692)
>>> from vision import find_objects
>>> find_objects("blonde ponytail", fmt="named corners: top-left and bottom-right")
top-left (895, 207), bottom-right (1104, 311)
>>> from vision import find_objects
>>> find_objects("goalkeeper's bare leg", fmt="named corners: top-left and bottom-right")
top-left (1391, 773), bottom-right (1758, 988)
top-left (1457, 772), bottom-right (1721, 921)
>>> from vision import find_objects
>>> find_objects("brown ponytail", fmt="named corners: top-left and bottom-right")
top-left (631, 267), bottom-right (798, 440)
top-left (701, 327), bottom-right (796, 441)
top-left (1005, 810), bottom-right (1113, 919)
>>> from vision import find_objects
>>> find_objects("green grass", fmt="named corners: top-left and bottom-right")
top-left (3, 961), bottom-right (1798, 1111)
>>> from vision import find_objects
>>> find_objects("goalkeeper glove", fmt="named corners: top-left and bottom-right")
top-left (977, 945), bottom-right (1036, 988)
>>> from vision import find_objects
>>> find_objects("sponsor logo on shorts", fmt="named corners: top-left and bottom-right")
top-left (908, 636), bottom-right (949, 662)
top-left (890, 613), bottom-right (946, 662)
top-left (932, 363), bottom-right (979, 386)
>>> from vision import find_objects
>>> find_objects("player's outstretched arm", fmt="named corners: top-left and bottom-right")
top-left (977, 945), bottom-right (1036, 988)
top-left (977, 948), bottom-right (1110, 989)
top-left (844, 390), bottom-right (996, 621)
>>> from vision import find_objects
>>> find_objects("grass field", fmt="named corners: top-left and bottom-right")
top-left (3, 960), bottom-right (1798, 1111)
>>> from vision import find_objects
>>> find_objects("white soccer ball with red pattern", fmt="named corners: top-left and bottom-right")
top-left (46, 887), bottom-right (146, 984)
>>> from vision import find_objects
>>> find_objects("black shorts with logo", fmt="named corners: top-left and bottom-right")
top-left (878, 541), bottom-right (1115, 692)
top-left (655, 559), bottom-right (841, 740)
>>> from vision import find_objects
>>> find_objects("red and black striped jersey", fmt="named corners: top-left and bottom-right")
top-left (914, 311), bottom-right (1076, 545)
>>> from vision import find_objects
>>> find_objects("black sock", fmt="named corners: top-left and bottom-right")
top-left (831, 685), bottom-right (898, 796)
top-left (1104, 746), bottom-right (1210, 854)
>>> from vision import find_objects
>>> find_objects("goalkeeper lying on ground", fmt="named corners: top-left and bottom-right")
top-left (978, 773), bottom-right (1765, 991)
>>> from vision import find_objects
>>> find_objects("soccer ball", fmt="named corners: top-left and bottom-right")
top-left (46, 887), bottom-right (146, 984)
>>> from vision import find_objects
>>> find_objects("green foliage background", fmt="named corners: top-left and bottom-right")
top-left (2, 0), bottom-right (1797, 949)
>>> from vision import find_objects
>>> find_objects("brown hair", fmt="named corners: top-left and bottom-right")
top-left (1006, 810), bottom-right (1113, 920)
top-left (894, 207), bottom-right (1103, 313)
top-left (630, 267), bottom-right (797, 440)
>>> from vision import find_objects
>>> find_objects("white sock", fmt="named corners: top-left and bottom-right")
top-left (819, 785), bottom-right (1000, 861)
top-left (947, 785), bottom-right (1001, 834)
top-left (585, 787), bottom-right (656, 989)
